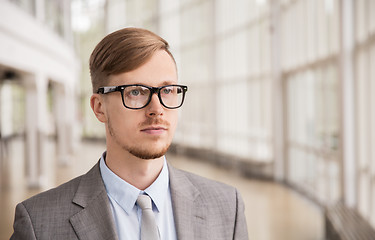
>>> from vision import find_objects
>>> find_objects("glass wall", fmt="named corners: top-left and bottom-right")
top-left (177, 0), bottom-right (216, 150)
top-left (9, 0), bottom-right (36, 16)
top-left (45, 1), bottom-right (66, 37)
top-left (175, 0), bottom-right (273, 162)
top-left (286, 66), bottom-right (340, 203)
top-left (125, 0), bottom-right (159, 32)
top-left (0, 82), bottom-right (26, 138)
top-left (353, 0), bottom-right (375, 228)
top-left (8, 0), bottom-right (72, 41)
top-left (282, 0), bottom-right (341, 204)
top-left (103, 0), bottom-right (375, 229)
top-left (72, 0), bottom-right (107, 138)
top-left (214, 0), bottom-right (272, 161)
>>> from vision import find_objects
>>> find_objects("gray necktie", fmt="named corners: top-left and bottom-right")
top-left (137, 195), bottom-right (160, 240)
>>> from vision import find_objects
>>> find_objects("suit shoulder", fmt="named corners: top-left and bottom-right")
top-left (22, 174), bottom-right (83, 208)
top-left (169, 165), bottom-right (242, 217)
top-left (172, 166), bottom-right (237, 193)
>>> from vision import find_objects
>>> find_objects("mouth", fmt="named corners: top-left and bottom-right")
top-left (140, 126), bottom-right (168, 135)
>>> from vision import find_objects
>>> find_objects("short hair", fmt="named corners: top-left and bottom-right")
top-left (89, 27), bottom-right (175, 93)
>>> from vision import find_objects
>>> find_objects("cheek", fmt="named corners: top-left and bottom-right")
top-left (168, 111), bottom-right (179, 132)
top-left (107, 109), bottom-right (139, 134)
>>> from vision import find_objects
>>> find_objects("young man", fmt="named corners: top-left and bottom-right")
top-left (11, 27), bottom-right (248, 240)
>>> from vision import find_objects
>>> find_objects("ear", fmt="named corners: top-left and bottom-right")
top-left (90, 94), bottom-right (107, 123)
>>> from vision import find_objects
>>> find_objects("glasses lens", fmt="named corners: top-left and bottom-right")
top-left (160, 86), bottom-right (185, 108)
top-left (123, 85), bottom-right (150, 109)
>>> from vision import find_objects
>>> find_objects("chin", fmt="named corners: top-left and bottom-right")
top-left (129, 147), bottom-right (169, 160)
top-left (126, 141), bottom-right (171, 160)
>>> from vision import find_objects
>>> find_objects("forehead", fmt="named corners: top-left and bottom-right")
top-left (109, 50), bottom-right (177, 87)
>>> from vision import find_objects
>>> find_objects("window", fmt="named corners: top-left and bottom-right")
top-left (354, 0), bottom-right (375, 227)
top-left (282, 0), bottom-right (341, 204)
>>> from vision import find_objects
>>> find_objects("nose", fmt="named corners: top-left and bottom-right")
top-left (145, 93), bottom-right (164, 117)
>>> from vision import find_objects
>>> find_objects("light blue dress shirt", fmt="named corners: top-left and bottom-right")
top-left (99, 153), bottom-right (177, 240)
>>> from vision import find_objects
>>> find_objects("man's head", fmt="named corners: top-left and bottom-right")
top-left (89, 28), bottom-right (186, 160)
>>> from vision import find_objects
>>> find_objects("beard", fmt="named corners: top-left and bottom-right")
top-left (127, 144), bottom-right (170, 159)
top-left (107, 117), bottom-right (171, 159)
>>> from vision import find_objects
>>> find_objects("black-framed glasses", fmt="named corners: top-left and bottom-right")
top-left (97, 84), bottom-right (188, 110)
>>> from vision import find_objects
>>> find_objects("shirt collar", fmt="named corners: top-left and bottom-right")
top-left (99, 152), bottom-right (169, 214)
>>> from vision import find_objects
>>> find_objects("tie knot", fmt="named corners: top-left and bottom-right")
top-left (137, 195), bottom-right (152, 210)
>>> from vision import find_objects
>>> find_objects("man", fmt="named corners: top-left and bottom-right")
top-left (11, 27), bottom-right (248, 240)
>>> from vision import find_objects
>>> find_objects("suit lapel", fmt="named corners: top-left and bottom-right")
top-left (168, 164), bottom-right (208, 240)
top-left (69, 163), bottom-right (119, 240)
top-left (68, 161), bottom-right (208, 239)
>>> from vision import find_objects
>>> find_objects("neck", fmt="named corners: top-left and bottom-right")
top-left (105, 146), bottom-right (164, 190)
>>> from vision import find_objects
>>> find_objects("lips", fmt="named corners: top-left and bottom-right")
top-left (140, 126), bottom-right (168, 135)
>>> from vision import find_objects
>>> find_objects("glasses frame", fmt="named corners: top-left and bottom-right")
top-left (97, 84), bottom-right (188, 110)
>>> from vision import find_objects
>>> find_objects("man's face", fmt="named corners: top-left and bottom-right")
top-left (95, 50), bottom-right (179, 159)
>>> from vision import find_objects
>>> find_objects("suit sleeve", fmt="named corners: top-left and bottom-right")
top-left (10, 202), bottom-right (37, 240)
top-left (233, 190), bottom-right (249, 240)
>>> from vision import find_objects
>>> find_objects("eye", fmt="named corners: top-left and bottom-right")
top-left (130, 89), bottom-right (140, 96)
top-left (126, 86), bottom-right (148, 97)
top-left (162, 87), bottom-right (173, 94)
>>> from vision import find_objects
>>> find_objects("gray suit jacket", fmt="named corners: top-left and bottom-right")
top-left (11, 162), bottom-right (249, 240)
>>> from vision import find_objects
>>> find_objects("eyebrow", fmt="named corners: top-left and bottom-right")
top-left (161, 80), bottom-right (178, 85)
top-left (130, 81), bottom-right (178, 86)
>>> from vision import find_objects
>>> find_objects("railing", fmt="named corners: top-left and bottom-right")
top-left (325, 201), bottom-right (375, 240)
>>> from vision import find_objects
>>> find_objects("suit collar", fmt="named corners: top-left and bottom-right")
top-left (70, 162), bottom-right (119, 240)
top-left (168, 164), bottom-right (208, 240)
top-left (68, 161), bottom-right (209, 240)
top-left (100, 155), bottom-right (170, 214)
top-left (72, 162), bottom-right (105, 207)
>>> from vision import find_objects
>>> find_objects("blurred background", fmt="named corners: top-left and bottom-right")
top-left (0, 0), bottom-right (374, 239)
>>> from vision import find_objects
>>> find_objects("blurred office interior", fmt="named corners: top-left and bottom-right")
top-left (0, 0), bottom-right (375, 239)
